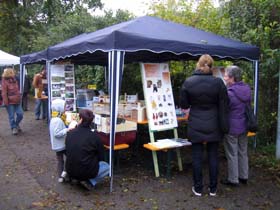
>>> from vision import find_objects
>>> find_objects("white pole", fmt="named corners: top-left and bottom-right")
top-left (276, 63), bottom-right (280, 159)
top-left (253, 61), bottom-right (259, 149)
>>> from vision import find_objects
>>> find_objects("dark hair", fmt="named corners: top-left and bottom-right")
top-left (79, 109), bottom-right (94, 127)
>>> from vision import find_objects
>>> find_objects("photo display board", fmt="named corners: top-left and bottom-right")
top-left (141, 63), bottom-right (178, 131)
top-left (50, 64), bottom-right (76, 111)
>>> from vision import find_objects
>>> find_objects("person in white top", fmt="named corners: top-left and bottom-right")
top-left (49, 99), bottom-right (73, 182)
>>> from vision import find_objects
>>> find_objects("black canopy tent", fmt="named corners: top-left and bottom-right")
top-left (20, 16), bottom-right (260, 191)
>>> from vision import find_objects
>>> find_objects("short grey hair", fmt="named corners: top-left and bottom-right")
top-left (225, 65), bottom-right (242, 82)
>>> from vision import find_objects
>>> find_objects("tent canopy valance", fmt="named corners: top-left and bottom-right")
top-left (20, 16), bottom-right (260, 65)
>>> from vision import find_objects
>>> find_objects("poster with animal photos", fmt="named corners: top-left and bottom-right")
top-left (50, 64), bottom-right (76, 112)
top-left (141, 63), bottom-right (178, 131)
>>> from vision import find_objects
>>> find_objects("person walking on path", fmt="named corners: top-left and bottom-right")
top-left (65, 109), bottom-right (109, 190)
top-left (180, 54), bottom-right (229, 196)
top-left (32, 67), bottom-right (47, 120)
top-left (221, 65), bottom-right (251, 186)
top-left (1, 67), bottom-right (24, 135)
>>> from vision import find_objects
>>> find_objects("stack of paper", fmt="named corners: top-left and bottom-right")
top-left (171, 138), bottom-right (192, 146)
top-left (148, 138), bottom-right (191, 149)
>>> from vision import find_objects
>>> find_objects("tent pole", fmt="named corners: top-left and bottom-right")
top-left (276, 60), bottom-right (280, 159)
top-left (253, 60), bottom-right (259, 149)
top-left (46, 61), bottom-right (51, 123)
top-left (104, 66), bottom-right (108, 93)
top-left (108, 50), bottom-right (125, 192)
top-left (19, 64), bottom-right (24, 94)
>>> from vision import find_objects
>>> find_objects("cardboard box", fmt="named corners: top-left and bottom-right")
top-left (96, 117), bottom-right (137, 134)
top-left (131, 106), bottom-right (147, 122)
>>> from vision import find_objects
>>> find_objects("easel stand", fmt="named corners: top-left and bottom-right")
top-left (147, 128), bottom-right (183, 177)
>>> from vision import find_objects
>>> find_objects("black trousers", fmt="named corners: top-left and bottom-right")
top-left (22, 93), bottom-right (28, 111)
top-left (192, 141), bottom-right (219, 193)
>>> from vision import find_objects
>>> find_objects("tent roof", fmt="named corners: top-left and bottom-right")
top-left (20, 16), bottom-right (260, 65)
top-left (0, 50), bottom-right (20, 65)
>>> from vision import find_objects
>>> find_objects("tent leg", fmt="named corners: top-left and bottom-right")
top-left (152, 151), bottom-right (160, 177)
top-left (253, 60), bottom-right (259, 149)
top-left (173, 129), bottom-right (183, 171)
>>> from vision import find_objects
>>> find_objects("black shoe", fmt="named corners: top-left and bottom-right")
top-left (208, 188), bottom-right (217, 196)
top-left (35, 117), bottom-right (40, 120)
top-left (220, 179), bottom-right (238, 187)
top-left (80, 180), bottom-right (94, 191)
top-left (239, 178), bottom-right (247, 184)
top-left (191, 186), bottom-right (202, 196)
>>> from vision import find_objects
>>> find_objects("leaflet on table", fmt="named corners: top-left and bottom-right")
top-left (141, 63), bottom-right (178, 131)
top-left (148, 138), bottom-right (191, 149)
top-left (50, 64), bottom-right (76, 112)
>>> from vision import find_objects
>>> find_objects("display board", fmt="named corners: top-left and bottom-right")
top-left (50, 64), bottom-right (76, 111)
top-left (141, 63), bottom-right (177, 131)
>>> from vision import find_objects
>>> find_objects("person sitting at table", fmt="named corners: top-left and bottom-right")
top-left (65, 109), bottom-right (109, 190)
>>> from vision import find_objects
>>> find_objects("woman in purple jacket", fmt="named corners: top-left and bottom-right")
top-left (222, 65), bottom-right (251, 186)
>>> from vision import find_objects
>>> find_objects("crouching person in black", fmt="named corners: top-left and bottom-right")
top-left (65, 109), bottom-right (109, 190)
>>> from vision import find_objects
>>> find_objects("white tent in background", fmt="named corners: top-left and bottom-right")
top-left (0, 50), bottom-right (20, 65)
top-left (0, 49), bottom-right (22, 94)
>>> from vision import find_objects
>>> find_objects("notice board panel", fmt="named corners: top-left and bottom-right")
top-left (141, 63), bottom-right (177, 131)
top-left (50, 64), bottom-right (76, 112)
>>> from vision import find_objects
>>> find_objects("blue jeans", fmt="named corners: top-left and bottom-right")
top-left (89, 161), bottom-right (110, 186)
top-left (192, 142), bottom-right (219, 193)
top-left (6, 104), bottom-right (23, 129)
top-left (35, 99), bottom-right (48, 119)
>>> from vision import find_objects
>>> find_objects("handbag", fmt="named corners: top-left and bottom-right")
top-left (232, 91), bottom-right (258, 133)
top-left (245, 103), bottom-right (258, 132)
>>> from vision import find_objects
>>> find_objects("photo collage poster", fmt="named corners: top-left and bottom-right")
top-left (50, 64), bottom-right (76, 112)
top-left (141, 63), bottom-right (178, 131)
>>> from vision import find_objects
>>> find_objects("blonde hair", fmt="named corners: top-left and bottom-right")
top-left (196, 54), bottom-right (214, 73)
top-left (2, 67), bottom-right (15, 78)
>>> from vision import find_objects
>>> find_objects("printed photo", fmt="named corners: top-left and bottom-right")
top-left (52, 76), bottom-right (64, 83)
top-left (65, 78), bottom-right (74, 84)
top-left (65, 103), bottom-right (74, 111)
top-left (162, 72), bottom-right (171, 84)
top-left (65, 72), bottom-right (74, 78)
top-left (144, 64), bottom-right (160, 78)
top-left (52, 91), bottom-right (61, 97)
top-left (65, 65), bottom-right (74, 72)
top-left (52, 84), bottom-right (61, 90)
top-left (65, 86), bottom-right (74, 92)
top-left (65, 92), bottom-right (74, 98)
top-left (147, 80), bottom-right (152, 88)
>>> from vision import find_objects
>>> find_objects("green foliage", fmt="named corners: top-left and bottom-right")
top-left (151, 0), bottom-right (229, 35)
top-left (220, 0), bottom-right (280, 144)
top-left (121, 63), bottom-right (143, 99)
top-left (250, 144), bottom-right (280, 174)
top-left (0, 0), bottom-right (44, 54)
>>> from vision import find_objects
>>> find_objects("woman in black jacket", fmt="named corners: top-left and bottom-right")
top-left (180, 54), bottom-right (229, 196)
top-left (65, 109), bottom-right (109, 190)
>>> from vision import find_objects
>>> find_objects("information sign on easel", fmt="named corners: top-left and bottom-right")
top-left (141, 63), bottom-right (178, 131)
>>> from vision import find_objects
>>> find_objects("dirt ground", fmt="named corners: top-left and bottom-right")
top-left (0, 98), bottom-right (280, 210)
